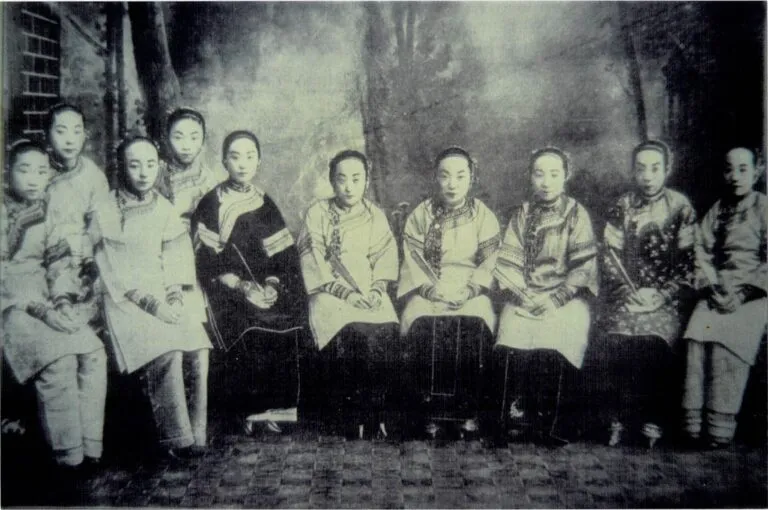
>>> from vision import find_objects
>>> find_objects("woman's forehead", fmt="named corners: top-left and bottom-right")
top-left (438, 155), bottom-right (470, 172)
top-left (533, 152), bottom-right (565, 169)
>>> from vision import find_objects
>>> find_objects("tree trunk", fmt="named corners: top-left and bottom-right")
top-left (618, 3), bottom-right (647, 141)
top-left (128, 2), bottom-right (180, 140)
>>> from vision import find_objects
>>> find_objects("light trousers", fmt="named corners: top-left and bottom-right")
top-left (35, 349), bottom-right (107, 466)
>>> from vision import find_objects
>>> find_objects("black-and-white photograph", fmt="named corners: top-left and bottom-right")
top-left (1, 1), bottom-right (766, 508)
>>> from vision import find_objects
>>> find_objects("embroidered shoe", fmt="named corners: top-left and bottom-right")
top-left (608, 420), bottom-right (624, 447)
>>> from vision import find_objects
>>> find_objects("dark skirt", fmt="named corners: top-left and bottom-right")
top-left (487, 346), bottom-right (582, 440)
top-left (581, 334), bottom-right (682, 431)
top-left (403, 316), bottom-right (492, 423)
top-left (313, 322), bottom-right (399, 426)
top-left (208, 325), bottom-right (315, 417)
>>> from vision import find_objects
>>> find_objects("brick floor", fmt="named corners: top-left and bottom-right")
top-left (2, 419), bottom-right (766, 508)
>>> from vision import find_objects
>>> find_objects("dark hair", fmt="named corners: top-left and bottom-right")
top-left (633, 139), bottom-right (672, 171)
top-left (166, 107), bottom-right (206, 139)
top-left (45, 103), bottom-right (86, 133)
top-left (530, 146), bottom-right (570, 175)
top-left (329, 150), bottom-right (368, 182)
top-left (435, 146), bottom-right (474, 173)
top-left (6, 139), bottom-right (48, 169)
top-left (115, 136), bottom-right (160, 192)
top-left (222, 130), bottom-right (261, 160)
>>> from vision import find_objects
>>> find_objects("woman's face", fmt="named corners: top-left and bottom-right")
top-left (48, 110), bottom-right (86, 164)
top-left (437, 155), bottom-right (471, 207)
top-left (724, 147), bottom-right (758, 197)
top-left (223, 137), bottom-right (260, 184)
top-left (332, 158), bottom-right (367, 208)
top-left (168, 117), bottom-right (204, 166)
top-left (633, 149), bottom-right (667, 197)
top-left (10, 150), bottom-right (51, 201)
top-left (531, 153), bottom-right (566, 202)
top-left (124, 140), bottom-right (160, 194)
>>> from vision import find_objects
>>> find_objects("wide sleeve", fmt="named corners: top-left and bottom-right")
top-left (258, 196), bottom-right (306, 307)
top-left (470, 201), bottom-right (501, 290)
top-left (296, 203), bottom-right (336, 295)
top-left (694, 203), bottom-right (719, 291)
top-left (161, 206), bottom-right (197, 290)
top-left (397, 202), bottom-right (431, 299)
top-left (564, 203), bottom-right (598, 297)
top-left (0, 204), bottom-right (17, 313)
top-left (748, 195), bottom-right (768, 293)
top-left (600, 198), bottom-right (633, 301)
top-left (190, 193), bottom-right (224, 287)
top-left (369, 206), bottom-right (399, 288)
top-left (90, 199), bottom-right (134, 303)
top-left (493, 206), bottom-right (528, 295)
top-left (660, 199), bottom-right (697, 301)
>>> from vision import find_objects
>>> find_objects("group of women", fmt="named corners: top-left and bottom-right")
top-left (2, 103), bottom-right (766, 475)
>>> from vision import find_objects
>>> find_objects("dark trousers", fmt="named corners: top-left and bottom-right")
top-left (488, 347), bottom-right (580, 439)
top-left (315, 322), bottom-right (398, 427)
top-left (404, 316), bottom-right (492, 423)
top-left (583, 334), bottom-right (680, 431)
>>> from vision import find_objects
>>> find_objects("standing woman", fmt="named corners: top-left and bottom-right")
top-left (191, 131), bottom-right (310, 433)
top-left (491, 147), bottom-right (598, 446)
top-left (92, 137), bottom-right (211, 459)
top-left (682, 146), bottom-right (767, 448)
top-left (158, 107), bottom-right (221, 229)
top-left (398, 146), bottom-right (501, 438)
top-left (592, 140), bottom-right (696, 447)
top-left (297, 150), bottom-right (399, 439)
top-left (2, 140), bottom-right (106, 471)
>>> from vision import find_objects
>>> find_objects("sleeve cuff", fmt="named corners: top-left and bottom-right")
top-left (323, 281), bottom-right (353, 301)
top-left (550, 285), bottom-right (576, 308)
top-left (26, 301), bottom-right (50, 321)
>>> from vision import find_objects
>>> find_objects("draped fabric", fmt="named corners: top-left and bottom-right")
top-left (192, 184), bottom-right (307, 351)
top-left (297, 198), bottom-right (399, 350)
top-left (92, 189), bottom-right (211, 374)
top-left (684, 192), bottom-right (768, 365)
top-left (398, 198), bottom-right (501, 335)
top-left (494, 195), bottom-right (597, 368)
top-left (600, 188), bottom-right (697, 345)
top-left (1, 195), bottom-right (103, 384)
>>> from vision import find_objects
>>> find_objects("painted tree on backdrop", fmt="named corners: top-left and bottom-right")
top-left (361, 3), bottom-right (486, 212)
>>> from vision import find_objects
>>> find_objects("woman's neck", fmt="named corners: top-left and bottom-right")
top-left (58, 154), bottom-right (81, 172)
top-left (122, 186), bottom-right (151, 202)
top-left (443, 197), bottom-right (467, 212)
top-left (533, 193), bottom-right (562, 208)
top-left (224, 179), bottom-right (253, 193)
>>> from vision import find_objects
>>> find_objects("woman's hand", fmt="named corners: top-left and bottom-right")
top-left (246, 288), bottom-right (274, 310)
top-left (708, 288), bottom-right (740, 314)
top-left (626, 287), bottom-right (665, 313)
top-left (219, 273), bottom-right (240, 289)
top-left (367, 289), bottom-right (383, 310)
top-left (346, 292), bottom-right (371, 310)
top-left (527, 293), bottom-right (556, 317)
top-left (155, 302), bottom-right (181, 324)
top-left (263, 284), bottom-right (279, 306)
top-left (43, 309), bottom-right (80, 333)
top-left (445, 286), bottom-right (473, 310)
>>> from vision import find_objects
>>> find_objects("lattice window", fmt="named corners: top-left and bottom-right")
top-left (19, 3), bottom-right (60, 137)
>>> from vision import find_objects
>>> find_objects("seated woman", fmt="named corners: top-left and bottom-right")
top-left (490, 147), bottom-right (597, 446)
top-left (297, 150), bottom-right (399, 439)
top-left (682, 146), bottom-right (767, 448)
top-left (592, 140), bottom-right (696, 448)
top-left (398, 146), bottom-right (501, 439)
top-left (2, 140), bottom-right (106, 472)
top-left (191, 131), bottom-right (310, 433)
top-left (92, 137), bottom-right (211, 460)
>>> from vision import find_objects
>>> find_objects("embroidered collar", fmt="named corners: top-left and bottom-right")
top-left (51, 154), bottom-right (83, 175)
top-left (532, 194), bottom-right (566, 213)
top-left (331, 197), bottom-right (366, 216)
top-left (722, 191), bottom-right (757, 213)
top-left (432, 197), bottom-right (473, 221)
top-left (631, 188), bottom-right (666, 208)
top-left (223, 179), bottom-right (253, 194)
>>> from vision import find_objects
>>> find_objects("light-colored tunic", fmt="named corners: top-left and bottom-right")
top-left (297, 198), bottom-right (399, 349)
top-left (91, 189), bottom-right (212, 374)
top-left (494, 195), bottom-right (598, 368)
top-left (1, 197), bottom-right (103, 384)
top-left (398, 198), bottom-right (501, 335)
top-left (684, 191), bottom-right (768, 365)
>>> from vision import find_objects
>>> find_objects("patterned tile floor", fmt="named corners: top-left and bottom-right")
top-left (3, 419), bottom-right (766, 508)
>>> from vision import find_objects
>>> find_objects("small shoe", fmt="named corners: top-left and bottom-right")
top-left (425, 421), bottom-right (441, 439)
top-left (167, 445), bottom-right (207, 461)
top-left (265, 420), bottom-right (282, 434)
top-left (641, 422), bottom-right (662, 449)
top-left (375, 422), bottom-right (388, 440)
top-left (608, 420), bottom-right (624, 447)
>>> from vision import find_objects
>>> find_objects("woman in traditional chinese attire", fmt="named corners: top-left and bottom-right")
top-left (682, 146), bottom-right (767, 448)
top-left (490, 147), bottom-right (597, 446)
top-left (44, 103), bottom-right (111, 332)
top-left (398, 146), bottom-right (501, 438)
top-left (92, 137), bottom-right (211, 459)
top-left (590, 140), bottom-right (696, 447)
top-left (2, 140), bottom-right (106, 470)
top-left (297, 150), bottom-right (399, 439)
top-left (191, 131), bottom-right (310, 433)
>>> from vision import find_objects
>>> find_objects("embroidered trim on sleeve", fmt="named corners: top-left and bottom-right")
top-left (263, 228), bottom-right (295, 258)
